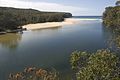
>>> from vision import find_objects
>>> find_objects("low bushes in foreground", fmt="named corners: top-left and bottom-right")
top-left (8, 49), bottom-right (120, 80)
top-left (70, 49), bottom-right (120, 80)
top-left (8, 67), bottom-right (59, 80)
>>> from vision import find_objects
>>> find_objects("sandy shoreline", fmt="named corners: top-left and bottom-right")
top-left (22, 18), bottom-right (101, 30)
top-left (22, 18), bottom-right (81, 30)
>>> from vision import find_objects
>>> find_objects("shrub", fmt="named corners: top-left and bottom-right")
top-left (70, 49), bottom-right (120, 80)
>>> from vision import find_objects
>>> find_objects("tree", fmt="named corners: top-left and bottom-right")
top-left (103, 6), bottom-right (120, 28)
top-left (0, 12), bottom-right (19, 30)
top-left (70, 49), bottom-right (120, 80)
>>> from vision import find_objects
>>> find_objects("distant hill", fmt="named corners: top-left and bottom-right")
top-left (0, 7), bottom-right (72, 31)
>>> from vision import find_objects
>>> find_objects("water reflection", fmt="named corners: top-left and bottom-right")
top-left (0, 33), bottom-right (22, 49)
top-left (101, 26), bottom-right (120, 55)
top-left (31, 26), bottom-right (62, 31)
top-left (107, 32), bottom-right (120, 53)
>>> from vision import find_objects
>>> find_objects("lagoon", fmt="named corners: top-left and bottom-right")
top-left (0, 17), bottom-right (112, 80)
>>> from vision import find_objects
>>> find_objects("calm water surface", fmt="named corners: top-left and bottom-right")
top-left (0, 17), bottom-right (112, 80)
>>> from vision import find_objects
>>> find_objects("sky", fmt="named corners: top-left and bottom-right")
top-left (0, 0), bottom-right (116, 16)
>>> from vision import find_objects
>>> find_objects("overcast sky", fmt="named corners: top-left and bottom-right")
top-left (0, 0), bottom-right (116, 16)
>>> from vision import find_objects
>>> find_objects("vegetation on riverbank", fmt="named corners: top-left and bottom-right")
top-left (103, 6), bottom-right (120, 29)
top-left (70, 2), bottom-right (120, 79)
top-left (69, 2), bottom-right (120, 80)
top-left (70, 50), bottom-right (120, 80)
top-left (103, 2), bottom-right (120, 49)
top-left (8, 49), bottom-right (120, 80)
top-left (0, 7), bottom-right (72, 32)
top-left (8, 67), bottom-right (59, 80)
top-left (73, 3), bottom-right (120, 80)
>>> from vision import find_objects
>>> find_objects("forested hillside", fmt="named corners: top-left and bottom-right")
top-left (0, 7), bottom-right (72, 31)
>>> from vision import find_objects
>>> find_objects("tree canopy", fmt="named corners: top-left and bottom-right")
top-left (103, 6), bottom-right (120, 29)
top-left (70, 50), bottom-right (120, 80)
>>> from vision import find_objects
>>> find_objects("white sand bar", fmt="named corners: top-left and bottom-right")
top-left (23, 22), bottom-right (63, 30)
top-left (22, 18), bottom-right (81, 30)
top-left (22, 18), bottom-right (101, 30)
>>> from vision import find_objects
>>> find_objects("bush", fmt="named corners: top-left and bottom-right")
top-left (70, 49), bottom-right (120, 80)
top-left (103, 6), bottom-right (120, 29)
top-left (8, 67), bottom-right (59, 80)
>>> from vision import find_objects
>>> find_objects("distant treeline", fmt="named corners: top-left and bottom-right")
top-left (0, 7), bottom-right (72, 31)
top-left (103, 6), bottom-right (120, 29)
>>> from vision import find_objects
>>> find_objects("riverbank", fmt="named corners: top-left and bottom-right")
top-left (22, 18), bottom-right (81, 30)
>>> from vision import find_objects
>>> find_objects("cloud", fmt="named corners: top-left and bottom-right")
top-left (0, 0), bottom-right (89, 15)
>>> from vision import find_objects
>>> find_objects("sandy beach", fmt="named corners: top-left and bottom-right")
top-left (22, 18), bottom-right (81, 30)
top-left (22, 18), bottom-right (101, 30)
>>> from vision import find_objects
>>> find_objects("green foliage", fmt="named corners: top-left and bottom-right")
top-left (8, 67), bottom-right (59, 80)
top-left (0, 12), bottom-right (19, 30)
top-left (70, 51), bottom-right (89, 70)
top-left (109, 35), bottom-right (120, 49)
top-left (70, 49), bottom-right (120, 80)
top-left (103, 5), bottom-right (120, 51)
top-left (0, 7), bottom-right (72, 31)
top-left (103, 6), bottom-right (120, 28)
